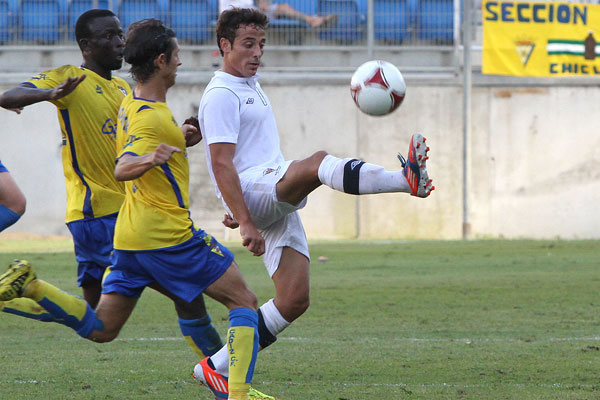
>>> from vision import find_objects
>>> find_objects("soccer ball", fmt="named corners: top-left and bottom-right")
top-left (350, 60), bottom-right (406, 116)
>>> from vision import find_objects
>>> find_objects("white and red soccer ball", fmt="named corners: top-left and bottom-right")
top-left (350, 60), bottom-right (406, 116)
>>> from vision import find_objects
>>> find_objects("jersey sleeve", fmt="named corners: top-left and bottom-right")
top-left (200, 87), bottom-right (240, 145)
top-left (117, 107), bottom-right (162, 159)
top-left (23, 65), bottom-right (73, 108)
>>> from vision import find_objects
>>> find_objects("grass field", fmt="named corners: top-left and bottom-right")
top-left (0, 239), bottom-right (599, 399)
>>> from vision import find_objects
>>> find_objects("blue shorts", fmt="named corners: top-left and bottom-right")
top-left (66, 213), bottom-right (117, 287)
top-left (0, 160), bottom-right (8, 173)
top-left (103, 230), bottom-right (234, 302)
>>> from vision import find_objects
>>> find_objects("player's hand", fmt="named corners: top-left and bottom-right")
top-left (182, 115), bottom-right (202, 147)
top-left (222, 213), bottom-right (239, 229)
top-left (151, 143), bottom-right (181, 166)
top-left (181, 123), bottom-right (202, 147)
top-left (239, 222), bottom-right (265, 257)
top-left (51, 75), bottom-right (86, 100)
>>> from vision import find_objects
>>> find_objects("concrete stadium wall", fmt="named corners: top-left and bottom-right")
top-left (1, 77), bottom-right (598, 240)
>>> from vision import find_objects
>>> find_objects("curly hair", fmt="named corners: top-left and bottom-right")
top-left (216, 8), bottom-right (269, 56)
top-left (124, 19), bottom-right (176, 83)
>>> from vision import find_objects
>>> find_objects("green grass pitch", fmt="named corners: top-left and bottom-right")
top-left (0, 240), bottom-right (598, 399)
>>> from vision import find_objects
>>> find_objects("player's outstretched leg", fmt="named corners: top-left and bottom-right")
top-left (0, 259), bottom-right (102, 338)
top-left (1, 298), bottom-right (54, 321)
top-left (397, 133), bottom-right (435, 198)
top-left (317, 132), bottom-right (434, 197)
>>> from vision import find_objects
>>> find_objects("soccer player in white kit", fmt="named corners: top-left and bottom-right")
top-left (194, 7), bottom-right (434, 397)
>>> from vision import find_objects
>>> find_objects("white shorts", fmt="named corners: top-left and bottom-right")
top-left (238, 160), bottom-right (310, 276)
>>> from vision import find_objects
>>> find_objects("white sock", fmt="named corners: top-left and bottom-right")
top-left (260, 298), bottom-right (290, 338)
top-left (317, 154), bottom-right (410, 194)
top-left (210, 299), bottom-right (290, 377)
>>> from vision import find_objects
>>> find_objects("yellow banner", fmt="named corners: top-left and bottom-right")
top-left (482, 1), bottom-right (600, 76)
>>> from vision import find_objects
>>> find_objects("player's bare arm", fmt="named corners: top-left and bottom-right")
top-left (114, 143), bottom-right (181, 181)
top-left (209, 142), bottom-right (265, 257)
top-left (0, 75), bottom-right (86, 109)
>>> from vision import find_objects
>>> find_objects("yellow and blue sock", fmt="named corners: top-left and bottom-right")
top-left (179, 314), bottom-right (224, 358)
top-left (24, 279), bottom-right (103, 338)
top-left (0, 204), bottom-right (21, 231)
top-left (1, 298), bottom-right (54, 321)
top-left (227, 307), bottom-right (259, 400)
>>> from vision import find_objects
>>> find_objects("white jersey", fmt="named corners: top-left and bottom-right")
top-left (199, 71), bottom-right (285, 200)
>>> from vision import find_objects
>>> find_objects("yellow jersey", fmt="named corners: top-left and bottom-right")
top-left (25, 65), bottom-right (130, 222)
top-left (114, 93), bottom-right (194, 251)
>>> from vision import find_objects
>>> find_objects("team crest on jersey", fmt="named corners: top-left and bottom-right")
top-left (203, 234), bottom-right (224, 257)
top-left (123, 134), bottom-right (142, 148)
top-left (263, 166), bottom-right (281, 176)
top-left (246, 98), bottom-right (254, 104)
top-left (132, 183), bottom-right (138, 193)
top-left (96, 85), bottom-right (103, 94)
top-left (31, 73), bottom-right (47, 81)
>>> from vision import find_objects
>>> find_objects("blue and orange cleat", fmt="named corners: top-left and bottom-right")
top-left (193, 357), bottom-right (280, 400)
top-left (0, 259), bottom-right (36, 301)
top-left (398, 133), bottom-right (434, 198)
top-left (193, 357), bottom-right (228, 399)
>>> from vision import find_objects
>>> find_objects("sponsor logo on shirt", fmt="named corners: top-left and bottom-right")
top-left (246, 98), bottom-right (254, 104)
top-left (102, 118), bottom-right (117, 138)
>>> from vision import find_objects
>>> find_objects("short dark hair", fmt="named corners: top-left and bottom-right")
top-left (124, 19), bottom-right (176, 83)
top-left (216, 8), bottom-right (269, 56)
top-left (75, 9), bottom-right (116, 43)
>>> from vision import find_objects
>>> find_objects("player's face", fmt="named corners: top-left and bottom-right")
top-left (163, 39), bottom-right (181, 88)
top-left (222, 24), bottom-right (265, 77)
top-left (87, 16), bottom-right (125, 71)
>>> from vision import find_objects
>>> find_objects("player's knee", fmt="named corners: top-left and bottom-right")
top-left (236, 287), bottom-right (258, 311)
top-left (13, 196), bottom-right (26, 216)
top-left (90, 331), bottom-right (118, 343)
top-left (281, 292), bottom-right (309, 321)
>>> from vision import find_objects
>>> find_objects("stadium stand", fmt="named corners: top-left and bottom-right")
top-left (0, 0), bottom-right (459, 47)
top-left (68, 0), bottom-right (110, 40)
top-left (18, 0), bottom-right (67, 43)
top-left (118, 0), bottom-right (168, 31)
top-left (317, 0), bottom-right (361, 43)
top-left (417, 0), bottom-right (454, 44)
top-left (0, 0), bottom-right (18, 44)
top-left (373, 0), bottom-right (414, 43)
top-left (169, 0), bottom-right (216, 43)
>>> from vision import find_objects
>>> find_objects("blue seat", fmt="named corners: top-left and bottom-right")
top-left (19, 0), bottom-right (68, 43)
top-left (68, 0), bottom-right (111, 41)
top-left (317, 0), bottom-right (361, 42)
top-left (417, 0), bottom-right (454, 44)
top-left (0, 0), bottom-right (18, 43)
top-left (118, 0), bottom-right (167, 32)
top-left (373, 0), bottom-right (411, 43)
top-left (169, 0), bottom-right (216, 43)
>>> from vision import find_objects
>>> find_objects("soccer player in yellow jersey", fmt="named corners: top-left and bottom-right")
top-left (0, 19), bottom-right (260, 400)
top-left (0, 10), bottom-right (224, 361)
